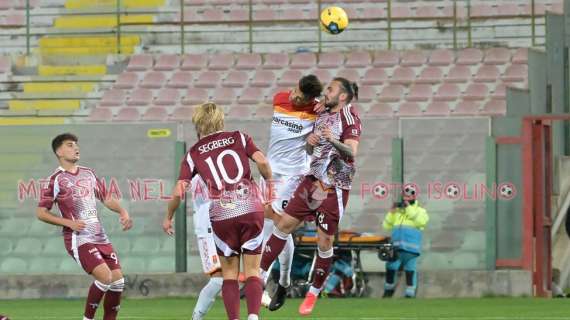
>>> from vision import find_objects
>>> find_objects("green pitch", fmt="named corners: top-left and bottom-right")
top-left (1, 297), bottom-right (569, 319)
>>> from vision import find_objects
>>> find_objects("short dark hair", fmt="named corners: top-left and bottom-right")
top-left (52, 133), bottom-right (78, 154)
top-left (333, 77), bottom-right (359, 103)
top-left (299, 74), bottom-right (323, 101)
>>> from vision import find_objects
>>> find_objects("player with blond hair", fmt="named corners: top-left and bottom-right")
top-left (163, 102), bottom-right (272, 320)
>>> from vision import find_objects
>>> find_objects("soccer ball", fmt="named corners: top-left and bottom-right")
top-left (499, 184), bottom-right (514, 199)
top-left (445, 183), bottom-right (460, 198)
top-left (373, 183), bottom-right (388, 198)
top-left (320, 6), bottom-right (349, 34)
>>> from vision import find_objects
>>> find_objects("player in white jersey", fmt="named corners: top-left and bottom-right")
top-left (262, 74), bottom-right (323, 311)
top-left (190, 175), bottom-right (223, 320)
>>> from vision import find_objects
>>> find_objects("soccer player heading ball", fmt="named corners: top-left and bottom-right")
top-left (164, 102), bottom-right (272, 320)
top-left (37, 133), bottom-right (133, 320)
top-left (260, 77), bottom-right (362, 316)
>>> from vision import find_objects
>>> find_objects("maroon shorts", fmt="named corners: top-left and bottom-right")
top-left (211, 211), bottom-right (264, 257)
top-left (66, 242), bottom-right (121, 274)
top-left (284, 176), bottom-right (350, 236)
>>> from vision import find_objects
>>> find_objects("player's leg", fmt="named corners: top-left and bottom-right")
top-left (219, 255), bottom-right (241, 320)
top-left (243, 253), bottom-right (263, 320)
top-left (299, 226), bottom-right (334, 316)
top-left (84, 263), bottom-right (112, 320)
top-left (98, 244), bottom-right (124, 320)
top-left (193, 234), bottom-right (223, 320)
top-left (383, 257), bottom-right (402, 298)
top-left (402, 251), bottom-right (420, 298)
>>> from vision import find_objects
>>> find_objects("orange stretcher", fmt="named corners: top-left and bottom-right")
top-left (293, 231), bottom-right (391, 297)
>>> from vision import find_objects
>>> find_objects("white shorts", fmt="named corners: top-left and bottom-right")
top-left (270, 173), bottom-right (305, 215)
top-left (197, 234), bottom-right (221, 274)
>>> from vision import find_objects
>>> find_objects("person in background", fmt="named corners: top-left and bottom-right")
top-left (382, 186), bottom-right (429, 298)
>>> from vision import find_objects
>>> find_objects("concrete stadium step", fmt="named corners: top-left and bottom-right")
top-left (65, 0), bottom-right (165, 9)
top-left (38, 46), bottom-right (136, 55)
top-left (10, 91), bottom-right (100, 99)
top-left (39, 35), bottom-right (140, 48)
top-left (23, 82), bottom-right (96, 93)
top-left (8, 100), bottom-right (81, 111)
top-left (54, 15), bottom-right (154, 28)
top-left (38, 65), bottom-right (107, 76)
top-left (0, 117), bottom-right (67, 125)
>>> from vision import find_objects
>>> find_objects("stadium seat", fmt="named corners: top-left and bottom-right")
top-left (126, 88), bottom-right (153, 106)
top-left (416, 5), bottom-right (442, 19)
top-left (379, 85), bottom-right (405, 102)
top-left (201, 8), bottom-right (225, 22)
top-left (148, 256), bottom-right (174, 273)
top-left (278, 70), bottom-right (303, 86)
top-left (290, 52), bottom-right (316, 69)
top-left (481, 100), bottom-right (506, 116)
top-left (114, 107), bottom-right (141, 121)
top-left (0, 257), bottom-right (27, 273)
top-left (373, 50), bottom-right (399, 68)
top-left (456, 48), bottom-right (483, 65)
top-left (115, 72), bottom-right (139, 89)
top-left (521, 3), bottom-right (546, 16)
top-left (195, 71), bottom-right (221, 88)
top-left (223, 71), bottom-right (249, 88)
top-left (140, 71), bottom-right (167, 89)
top-left (312, 69), bottom-right (332, 85)
top-left (212, 87), bottom-right (237, 105)
top-left (155, 88), bottom-right (180, 105)
top-left (390, 67), bottom-right (416, 84)
top-left (126, 54), bottom-right (153, 71)
top-left (492, 84), bottom-right (506, 100)
top-left (483, 47), bottom-right (511, 65)
top-left (406, 84), bottom-right (432, 102)
top-left (446, 65), bottom-right (471, 83)
top-left (254, 9), bottom-right (275, 21)
top-left (28, 257), bottom-right (60, 273)
top-left (0, 55), bottom-right (11, 74)
top-left (502, 64), bottom-right (527, 82)
top-left (512, 48), bottom-right (528, 64)
top-left (470, 4), bottom-right (496, 17)
top-left (13, 238), bottom-right (42, 255)
top-left (154, 54), bottom-right (181, 71)
top-left (263, 53), bottom-right (289, 69)
top-left (424, 102), bottom-right (451, 116)
top-left (337, 69), bottom-right (360, 82)
top-left (181, 54), bottom-right (208, 70)
top-left (428, 49), bottom-right (454, 66)
top-left (170, 106), bottom-right (195, 121)
top-left (357, 85), bottom-right (377, 103)
top-left (182, 88), bottom-right (209, 105)
top-left (0, 238), bottom-right (12, 256)
top-left (209, 53), bottom-right (235, 70)
top-left (400, 50), bottom-right (427, 67)
top-left (345, 51), bottom-right (371, 68)
top-left (463, 83), bottom-right (489, 100)
top-left (99, 89), bottom-right (126, 107)
top-left (235, 53), bottom-right (262, 70)
top-left (362, 68), bottom-right (388, 85)
top-left (87, 108), bottom-right (113, 122)
top-left (474, 65), bottom-right (500, 82)
top-left (250, 70), bottom-right (276, 87)
top-left (497, 3), bottom-right (521, 16)
top-left (396, 102), bottom-right (422, 116)
top-left (417, 66), bottom-right (444, 84)
top-left (318, 52), bottom-right (345, 68)
top-left (255, 105), bottom-right (274, 119)
top-left (453, 101), bottom-right (480, 116)
top-left (366, 103), bottom-right (394, 117)
top-left (442, 4), bottom-right (467, 18)
top-left (227, 105), bottom-right (254, 119)
top-left (434, 83), bottom-right (460, 101)
top-left (391, 6), bottom-right (412, 19)
top-left (167, 71), bottom-right (193, 88)
top-left (238, 87), bottom-right (264, 105)
top-left (228, 9), bottom-right (248, 22)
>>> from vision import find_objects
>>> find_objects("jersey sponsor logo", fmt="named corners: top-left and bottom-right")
top-left (198, 137), bottom-right (235, 154)
top-left (352, 128), bottom-right (358, 136)
top-left (272, 116), bottom-right (303, 134)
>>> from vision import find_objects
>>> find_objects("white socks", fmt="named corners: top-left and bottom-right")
top-left (192, 277), bottom-right (223, 320)
top-left (278, 234), bottom-right (294, 287)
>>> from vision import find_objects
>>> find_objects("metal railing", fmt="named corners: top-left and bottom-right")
top-left (3, 0), bottom-right (552, 56)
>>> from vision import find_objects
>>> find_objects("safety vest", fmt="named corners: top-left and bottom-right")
top-left (382, 202), bottom-right (429, 255)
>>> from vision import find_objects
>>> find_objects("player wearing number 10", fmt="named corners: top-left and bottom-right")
top-left (164, 102), bottom-right (272, 320)
top-left (37, 133), bottom-right (133, 320)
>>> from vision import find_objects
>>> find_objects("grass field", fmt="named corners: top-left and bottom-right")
top-left (1, 297), bottom-right (569, 320)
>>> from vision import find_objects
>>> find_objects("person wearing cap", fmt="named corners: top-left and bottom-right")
top-left (381, 187), bottom-right (429, 298)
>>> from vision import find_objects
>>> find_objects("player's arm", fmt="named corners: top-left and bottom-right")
top-left (163, 179), bottom-right (190, 236)
top-left (103, 198), bottom-right (133, 231)
top-left (36, 207), bottom-right (86, 231)
top-left (322, 127), bottom-right (358, 160)
top-left (306, 133), bottom-right (319, 155)
top-left (252, 151), bottom-right (272, 181)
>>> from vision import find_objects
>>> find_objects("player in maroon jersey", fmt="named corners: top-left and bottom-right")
top-left (259, 77), bottom-right (362, 316)
top-left (37, 133), bottom-right (133, 320)
top-left (163, 102), bottom-right (272, 320)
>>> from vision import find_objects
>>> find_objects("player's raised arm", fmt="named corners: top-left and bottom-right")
top-left (164, 152), bottom-right (194, 235)
top-left (251, 151), bottom-right (272, 181)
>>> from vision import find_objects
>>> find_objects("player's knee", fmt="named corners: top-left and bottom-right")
top-left (109, 278), bottom-right (125, 292)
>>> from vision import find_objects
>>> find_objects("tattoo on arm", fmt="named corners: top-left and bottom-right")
top-left (329, 139), bottom-right (354, 160)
